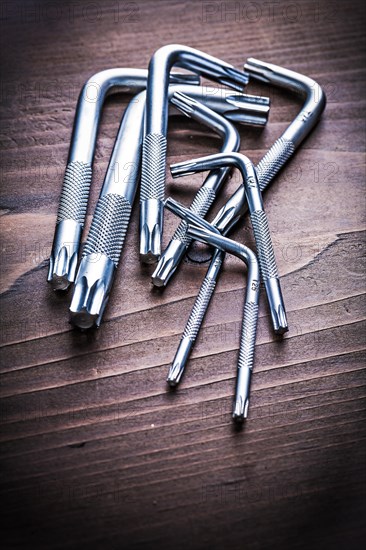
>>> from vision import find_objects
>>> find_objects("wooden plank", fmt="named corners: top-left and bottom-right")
top-left (1, 0), bottom-right (365, 548)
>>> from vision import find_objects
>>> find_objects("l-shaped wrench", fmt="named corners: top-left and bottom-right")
top-left (171, 152), bottom-right (287, 334)
top-left (165, 198), bottom-right (260, 421)
top-left (139, 44), bottom-right (249, 263)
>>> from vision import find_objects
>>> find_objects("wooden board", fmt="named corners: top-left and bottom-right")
top-left (1, 0), bottom-right (365, 548)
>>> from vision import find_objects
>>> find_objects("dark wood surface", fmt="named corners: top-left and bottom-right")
top-left (1, 1), bottom-right (365, 548)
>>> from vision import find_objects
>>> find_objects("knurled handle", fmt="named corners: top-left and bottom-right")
top-left (250, 209), bottom-right (279, 281)
top-left (140, 133), bottom-right (167, 202)
top-left (233, 301), bottom-right (259, 420)
top-left (256, 137), bottom-right (295, 192)
top-left (83, 193), bottom-right (132, 267)
top-left (56, 161), bottom-right (93, 225)
top-left (173, 186), bottom-right (217, 247)
top-left (166, 251), bottom-right (224, 386)
top-left (182, 275), bottom-right (218, 341)
top-left (238, 302), bottom-right (259, 371)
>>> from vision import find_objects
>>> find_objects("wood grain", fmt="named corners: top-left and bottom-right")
top-left (1, 0), bottom-right (365, 548)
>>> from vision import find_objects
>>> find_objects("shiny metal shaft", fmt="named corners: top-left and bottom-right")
top-left (165, 199), bottom-right (260, 421)
top-left (212, 57), bottom-right (327, 233)
top-left (139, 44), bottom-right (249, 264)
top-left (171, 152), bottom-right (287, 334)
top-left (151, 90), bottom-right (241, 287)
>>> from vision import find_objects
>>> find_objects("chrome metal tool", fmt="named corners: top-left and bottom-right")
top-left (165, 199), bottom-right (260, 421)
top-left (139, 44), bottom-right (249, 263)
top-left (211, 58), bottom-right (327, 236)
top-left (170, 152), bottom-right (287, 334)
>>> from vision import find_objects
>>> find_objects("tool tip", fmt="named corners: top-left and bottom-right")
top-left (69, 255), bottom-right (115, 330)
top-left (151, 274), bottom-right (166, 287)
top-left (48, 219), bottom-right (83, 290)
top-left (224, 94), bottom-right (270, 126)
top-left (272, 304), bottom-right (289, 335)
top-left (69, 309), bottom-right (99, 330)
top-left (139, 200), bottom-right (163, 264)
top-left (139, 223), bottom-right (161, 263)
top-left (167, 337), bottom-right (193, 386)
top-left (169, 72), bottom-right (200, 85)
top-left (265, 279), bottom-right (289, 335)
top-left (243, 58), bottom-right (273, 84)
top-left (140, 251), bottom-right (160, 264)
top-left (47, 245), bottom-right (78, 291)
top-left (49, 273), bottom-right (72, 291)
top-left (170, 91), bottom-right (196, 117)
top-left (219, 67), bottom-right (249, 91)
top-left (166, 376), bottom-right (179, 388)
top-left (151, 240), bottom-right (187, 287)
top-left (166, 363), bottom-right (183, 387)
top-left (232, 397), bottom-right (249, 422)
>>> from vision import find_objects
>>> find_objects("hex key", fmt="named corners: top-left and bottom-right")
top-left (139, 44), bottom-right (249, 264)
top-left (165, 198), bottom-right (260, 421)
top-left (212, 58), bottom-right (327, 234)
top-left (152, 90), bottom-right (270, 287)
top-left (170, 152), bottom-right (287, 334)
top-left (48, 68), bottom-right (200, 291)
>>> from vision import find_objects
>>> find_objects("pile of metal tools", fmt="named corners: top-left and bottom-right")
top-left (48, 45), bottom-right (326, 422)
